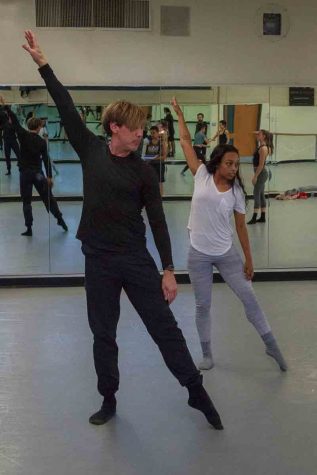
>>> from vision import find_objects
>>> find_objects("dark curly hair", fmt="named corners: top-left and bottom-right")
top-left (205, 144), bottom-right (247, 202)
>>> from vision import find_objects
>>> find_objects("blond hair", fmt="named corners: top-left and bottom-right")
top-left (102, 100), bottom-right (146, 135)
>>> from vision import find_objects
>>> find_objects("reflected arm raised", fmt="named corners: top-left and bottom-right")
top-left (171, 97), bottom-right (200, 175)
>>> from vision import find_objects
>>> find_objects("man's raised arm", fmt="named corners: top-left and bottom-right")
top-left (22, 30), bottom-right (95, 162)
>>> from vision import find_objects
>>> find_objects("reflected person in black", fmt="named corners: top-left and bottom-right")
top-left (3, 104), bottom-right (68, 236)
top-left (142, 112), bottom-right (152, 140)
top-left (144, 125), bottom-right (167, 196)
top-left (39, 118), bottom-right (59, 176)
top-left (95, 105), bottom-right (102, 121)
top-left (163, 107), bottom-right (175, 157)
top-left (22, 30), bottom-right (223, 430)
top-left (212, 120), bottom-right (230, 145)
top-left (181, 124), bottom-right (209, 175)
top-left (55, 120), bottom-right (66, 142)
top-left (195, 113), bottom-right (208, 135)
top-left (0, 97), bottom-right (21, 176)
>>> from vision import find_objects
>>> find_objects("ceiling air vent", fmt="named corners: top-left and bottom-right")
top-left (35, 0), bottom-right (150, 29)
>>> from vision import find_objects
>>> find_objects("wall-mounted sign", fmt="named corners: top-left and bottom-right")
top-left (255, 3), bottom-right (289, 41)
top-left (289, 87), bottom-right (314, 106)
top-left (263, 13), bottom-right (281, 35)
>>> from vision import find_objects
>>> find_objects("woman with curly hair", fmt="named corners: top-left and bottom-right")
top-left (171, 98), bottom-right (287, 373)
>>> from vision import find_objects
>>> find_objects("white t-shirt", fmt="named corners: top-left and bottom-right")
top-left (188, 164), bottom-right (246, 256)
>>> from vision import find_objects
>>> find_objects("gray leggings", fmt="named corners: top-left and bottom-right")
top-left (253, 167), bottom-right (268, 209)
top-left (187, 244), bottom-right (271, 343)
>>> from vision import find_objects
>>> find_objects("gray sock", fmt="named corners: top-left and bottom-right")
top-left (262, 332), bottom-right (288, 372)
top-left (199, 341), bottom-right (214, 370)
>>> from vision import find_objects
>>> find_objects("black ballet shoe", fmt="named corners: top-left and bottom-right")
top-left (21, 227), bottom-right (32, 236)
top-left (89, 396), bottom-right (116, 425)
top-left (57, 218), bottom-right (68, 231)
top-left (247, 213), bottom-right (258, 225)
top-left (188, 384), bottom-right (223, 430)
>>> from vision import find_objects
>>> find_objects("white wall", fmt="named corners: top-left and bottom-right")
top-left (1, 0), bottom-right (317, 86)
top-left (270, 100), bottom-right (317, 162)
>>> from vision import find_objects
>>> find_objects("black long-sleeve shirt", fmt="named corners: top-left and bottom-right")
top-left (0, 108), bottom-right (17, 141)
top-left (39, 64), bottom-right (173, 269)
top-left (5, 107), bottom-right (52, 178)
top-left (164, 112), bottom-right (175, 136)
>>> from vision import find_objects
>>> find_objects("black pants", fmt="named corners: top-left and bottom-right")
top-left (84, 247), bottom-right (201, 398)
top-left (194, 146), bottom-right (206, 162)
top-left (4, 138), bottom-right (21, 172)
top-left (20, 170), bottom-right (62, 227)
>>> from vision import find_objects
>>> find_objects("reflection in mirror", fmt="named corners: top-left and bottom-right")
top-left (47, 100), bottom-right (100, 197)
top-left (147, 87), bottom-right (272, 272)
top-left (46, 85), bottom-right (272, 274)
top-left (6, 83), bottom-right (317, 274)
top-left (49, 87), bottom-right (221, 273)
top-left (0, 87), bottom-right (50, 274)
top-left (143, 88), bottom-right (219, 270)
top-left (218, 86), bottom-right (270, 269)
top-left (49, 87), bottom-right (163, 274)
top-left (155, 87), bottom-right (218, 197)
top-left (268, 86), bottom-right (317, 268)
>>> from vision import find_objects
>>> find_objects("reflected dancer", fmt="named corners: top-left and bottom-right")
top-left (181, 124), bottom-right (209, 176)
top-left (211, 120), bottom-right (230, 145)
top-left (248, 129), bottom-right (273, 224)
top-left (2, 100), bottom-right (68, 236)
top-left (144, 125), bottom-right (167, 196)
top-left (0, 96), bottom-right (21, 176)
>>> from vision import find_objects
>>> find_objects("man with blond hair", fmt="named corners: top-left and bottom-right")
top-left (22, 30), bottom-right (223, 430)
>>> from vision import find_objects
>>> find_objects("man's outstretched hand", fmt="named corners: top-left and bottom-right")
top-left (22, 30), bottom-right (48, 67)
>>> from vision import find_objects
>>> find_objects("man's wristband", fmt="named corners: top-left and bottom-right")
top-left (164, 265), bottom-right (175, 272)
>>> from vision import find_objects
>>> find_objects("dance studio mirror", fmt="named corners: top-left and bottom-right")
top-left (0, 86), bottom-right (51, 275)
top-left (268, 86), bottom-right (317, 268)
top-left (1, 84), bottom-right (317, 275)
top-left (158, 86), bottom-right (217, 197)
top-left (217, 86), bottom-right (270, 269)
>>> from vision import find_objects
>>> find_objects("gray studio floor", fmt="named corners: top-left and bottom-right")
top-left (0, 282), bottom-right (316, 475)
